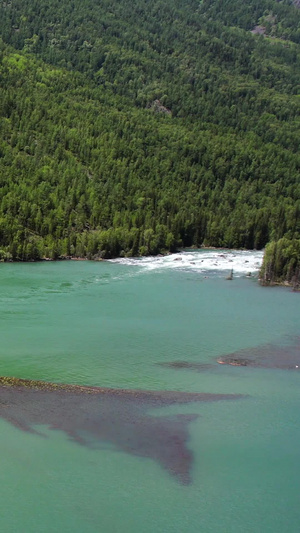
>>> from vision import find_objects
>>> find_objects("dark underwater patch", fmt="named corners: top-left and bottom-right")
top-left (159, 339), bottom-right (300, 373)
top-left (158, 361), bottom-right (213, 371)
top-left (0, 376), bottom-right (243, 484)
top-left (217, 341), bottom-right (300, 369)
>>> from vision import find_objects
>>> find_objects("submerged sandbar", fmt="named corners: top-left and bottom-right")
top-left (0, 376), bottom-right (243, 484)
top-left (217, 340), bottom-right (300, 369)
top-left (159, 339), bottom-right (300, 373)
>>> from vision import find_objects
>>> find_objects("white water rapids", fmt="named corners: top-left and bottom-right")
top-left (109, 249), bottom-right (264, 277)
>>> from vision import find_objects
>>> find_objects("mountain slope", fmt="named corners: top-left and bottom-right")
top-left (0, 0), bottom-right (299, 261)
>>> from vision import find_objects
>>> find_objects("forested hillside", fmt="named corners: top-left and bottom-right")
top-left (0, 0), bottom-right (299, 261)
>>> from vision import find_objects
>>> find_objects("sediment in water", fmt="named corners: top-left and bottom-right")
top-left (159, 339), bottom-right (300, 372)
top-left (0, 376), bottom-right (244, 484)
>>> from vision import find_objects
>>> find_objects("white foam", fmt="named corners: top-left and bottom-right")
top-left (108, 249), bottom-right (264, 277)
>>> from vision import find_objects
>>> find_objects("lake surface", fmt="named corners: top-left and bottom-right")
top-left (1, 250), bottom-right (299, 532)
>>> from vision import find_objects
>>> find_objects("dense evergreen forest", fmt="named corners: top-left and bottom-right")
top-left (0, 0), bottom-right (299, 270)
top-left (260, 238), bottom-right (300, 287)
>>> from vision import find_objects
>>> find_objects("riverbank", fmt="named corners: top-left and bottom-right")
top-left (3, 247), bottom-right (298, 289)
top-left (259, 279), bottom-right (300, 290)
top-left (2, 248), bottom-right (284, 285)
top-left (259, 238), bottom-right (300, 291)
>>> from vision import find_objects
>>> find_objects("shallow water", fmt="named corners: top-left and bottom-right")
top-left (1, 250), bottom-right (300, 532)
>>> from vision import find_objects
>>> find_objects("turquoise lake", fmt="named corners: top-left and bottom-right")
top-left (1, 250), bottom-right (299, 533)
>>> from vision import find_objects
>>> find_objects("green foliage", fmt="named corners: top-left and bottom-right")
top-left (260, 238), bottom-right (300, 286)
top-left (0, 0), bottom-right (299, 261)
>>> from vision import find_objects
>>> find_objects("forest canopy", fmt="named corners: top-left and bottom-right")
top-left (0, 0), bottom-right (299, 266)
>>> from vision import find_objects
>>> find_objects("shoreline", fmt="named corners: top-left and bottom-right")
top-left (1, 247), bottom-right (297, 290)
top-left (0, 246), bottom-right (261, 264)
top-left (259, 279), bottom-right (300, 291)
top-left (4, 249), bottom-right (296, 289)
top-left (6, 249), bottom-right (297, 290)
